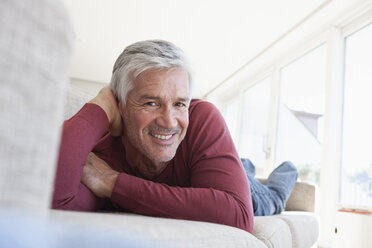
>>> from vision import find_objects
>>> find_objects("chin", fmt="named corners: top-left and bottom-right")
top-left (155, 155), bottom-right (174, 163)
top-left (151, 151), bottom-right (176, 163)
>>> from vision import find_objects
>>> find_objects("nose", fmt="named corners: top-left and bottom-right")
top-left (156, 105), bottom-right (178, 130)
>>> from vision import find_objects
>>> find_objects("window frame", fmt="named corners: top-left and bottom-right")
top-left (338, 11), bottom-right (372, 210)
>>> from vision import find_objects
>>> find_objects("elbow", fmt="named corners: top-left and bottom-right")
top-left (244, 217), bottom-right (254, 234)
top-left (231, 196), bottom-right (254, 233)
top-left (51, 193), bottom-right (101, 212)
top-left (236, 205), bottom-right (254, 233)
top-left (51, 197), bottom-right (76, 211)
top-left (215, 194), bottom-right (254, 233)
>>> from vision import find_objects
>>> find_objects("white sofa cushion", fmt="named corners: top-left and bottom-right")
top-left (253, 212), bottom-right (318, 248)
top-left (0, 0), bottom-right (73, 211)
top-left (253, 216), bottom-right (292, 248)
top-left (63, 84), bottom-right (96, 120)
top-left (50, 210), bottom-right (267, 248)
top-left (275, 212), bottom-right (319, 248)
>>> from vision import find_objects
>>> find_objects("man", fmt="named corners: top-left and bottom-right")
top-left (52, 40), bottom-right (254, 233)
top-left (52, 40), bottom-right (298, 233)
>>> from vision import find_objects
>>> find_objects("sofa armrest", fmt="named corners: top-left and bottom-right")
top-left (257, 179), bottom-right (316, 212)
top-left (285, 181), bottom-right (316, 212)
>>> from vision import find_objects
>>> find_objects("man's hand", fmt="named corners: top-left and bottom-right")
top-left (81, 152), bottom-right (120, 198)
top-left (89, 85), bottom-right (123, 136)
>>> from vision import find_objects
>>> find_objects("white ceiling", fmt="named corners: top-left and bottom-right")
top-left (62, 0), bottom-right (364, 98)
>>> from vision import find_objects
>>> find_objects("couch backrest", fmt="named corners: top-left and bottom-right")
top-left (0, 0), bottom-right (74, 211)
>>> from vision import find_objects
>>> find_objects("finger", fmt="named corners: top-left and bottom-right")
top-left (88, 153), bottom-right (113, 172)
top-left (81, 164), bottom-right (93, 185)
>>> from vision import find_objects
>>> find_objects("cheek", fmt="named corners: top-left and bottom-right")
top-left (180, 114), bottom-right (189, 132)
top-left (123, 111), bottom-right (143, 134)
top-left (132, 112), bottom-right (156, 132)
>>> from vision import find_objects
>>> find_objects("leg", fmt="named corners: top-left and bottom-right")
top-left (241, 159), bottom-right (298, 216)
top-left (264, 161), bottom-right (298, 213)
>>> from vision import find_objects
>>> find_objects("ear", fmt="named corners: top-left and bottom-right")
top-left (114, 101), bottom-right (126, 136)
top-left (118, 101), bottom-right (125, 117)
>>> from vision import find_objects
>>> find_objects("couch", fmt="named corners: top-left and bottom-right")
top-left (0, 0), bottom-right (319, 247)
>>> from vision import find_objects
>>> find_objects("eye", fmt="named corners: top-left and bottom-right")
top-left (144, 102), bottom-right (157, 107)
top-left (175, 102), bottom-right (187, 108)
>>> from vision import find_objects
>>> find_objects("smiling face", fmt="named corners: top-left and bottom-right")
top-left (120, 68), bottom-right (190, 168)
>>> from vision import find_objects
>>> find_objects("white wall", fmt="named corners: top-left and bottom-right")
top-left (332, 211), bottom-right (372, 247)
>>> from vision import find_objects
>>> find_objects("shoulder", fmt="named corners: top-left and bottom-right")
top-left (180, 99), bottom-right (239, 169)
top-left (189, 99), bottom-right (218, 114)
top-left (185, 99), bottom-right (229, 146)
top-left (188, 99), bottom-right (224, 124)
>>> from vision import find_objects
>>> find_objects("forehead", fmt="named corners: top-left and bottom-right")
top-left (131, 68), bottom-right (190, 99)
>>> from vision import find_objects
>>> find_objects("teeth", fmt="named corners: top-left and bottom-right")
top-left (153, 134), bottom-right (172, 140)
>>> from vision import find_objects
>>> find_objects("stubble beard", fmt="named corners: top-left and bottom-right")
top-left (125, 124), bottom-right (180, 164)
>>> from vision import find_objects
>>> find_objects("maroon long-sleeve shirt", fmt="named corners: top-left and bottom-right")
top-left (52, 99), bottom-right (254, 232)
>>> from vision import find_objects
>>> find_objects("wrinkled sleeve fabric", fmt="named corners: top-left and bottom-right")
top-left (110, 101), bottom-right (254, 232)
top-left (52, 104), bottom-right (109, 210)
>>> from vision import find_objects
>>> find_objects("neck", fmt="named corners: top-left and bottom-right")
top-left (121, 136), bottom-right (168, 180)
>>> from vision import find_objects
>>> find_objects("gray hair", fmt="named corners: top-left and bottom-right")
top-left (110, 40), bottom-right (193, 106)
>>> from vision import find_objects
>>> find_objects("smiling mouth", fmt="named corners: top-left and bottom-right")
top-left (151, 133), bottom-right (173, 140)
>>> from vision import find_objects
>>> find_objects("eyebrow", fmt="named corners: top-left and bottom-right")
top-left (139, 95), bottom-right (190, 103)
top-left (139, 95), bottom-right (159, 101)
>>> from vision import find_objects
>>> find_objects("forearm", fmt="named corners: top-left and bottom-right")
top-left (52, 104), bottom-right (109, 210)
top-left (111, 173), bottom-right (253, 232)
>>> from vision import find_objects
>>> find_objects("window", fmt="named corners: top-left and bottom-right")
top-left (275, 44), bottom-right (327, 184)
top-left (223, 98), bottom-right (240, 145)
top-left (238, 78), bottom-right (271, 175)
top-left (340, 22), bottom-right (372, 208)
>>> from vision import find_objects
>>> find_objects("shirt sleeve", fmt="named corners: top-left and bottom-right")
top-left (110, 101), bottom-right (254, 233)
top-left (52, 103), bottom-right (109, 210)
